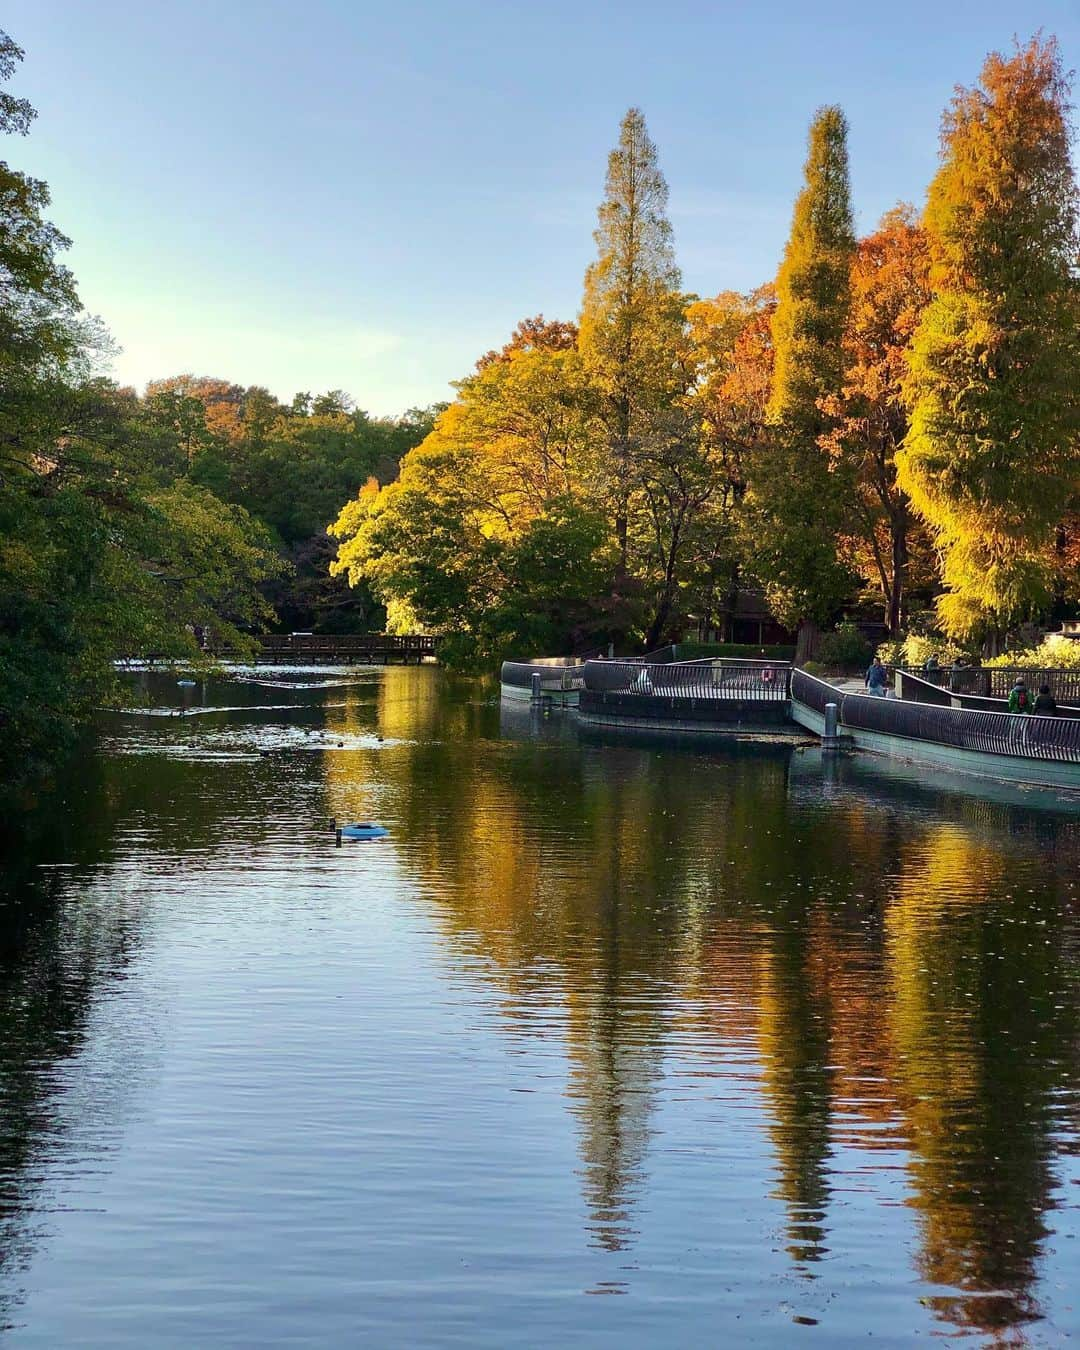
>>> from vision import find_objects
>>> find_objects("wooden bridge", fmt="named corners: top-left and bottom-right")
top-left (211, 633), bottom-right (440, 664)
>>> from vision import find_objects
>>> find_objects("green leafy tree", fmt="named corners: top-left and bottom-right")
top-left (897, 37), bottom-right (1080, 642)
top-left (745, 106), bottom-right (857, 657)
top-left (0, 33), bottom-right (284, 788)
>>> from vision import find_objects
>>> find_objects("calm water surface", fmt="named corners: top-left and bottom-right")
top-left (1, 667), bottom-right (1078, 1346)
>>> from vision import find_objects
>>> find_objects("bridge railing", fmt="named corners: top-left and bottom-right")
top-left (213, 633), bottom-right (439, 656)
top-left (792, 669), bottom-right (1080, 762)
top-left (583, 658), bottom-right (791, 700)
top-left (897, 664), bottom-right (1080, 703)
top-left (501, 657), bottom-right (593, 691)
top-left (896, 668), bottom-right (1080, 719)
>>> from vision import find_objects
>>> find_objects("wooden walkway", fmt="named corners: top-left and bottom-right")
top-left (212, 634), bottom-right (439, 664)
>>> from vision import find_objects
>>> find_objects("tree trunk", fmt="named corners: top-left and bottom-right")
top-left (795, 619), bottom-right (820, 665)
top-left (982, 628), bottom-right (1005, 659)
top-left (644, 597), bottom-right (672, 652)
top-left (615, 507), bottom-right (628, 572)
top-left (887, 521), bottom-right (907, 635)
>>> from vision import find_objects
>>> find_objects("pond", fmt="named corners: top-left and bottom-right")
top-left (1, 667), bottom-right (1078, 1346)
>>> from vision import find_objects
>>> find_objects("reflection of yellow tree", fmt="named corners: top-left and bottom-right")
top-left (754, 909), bottom-right (832, 1265)
top-left (886, 823), bottom-right (1067, 1339)
top-left (323, 672), bottom-right (1080, 1318)
top-left (325, 676), bottom-right (805, 1248)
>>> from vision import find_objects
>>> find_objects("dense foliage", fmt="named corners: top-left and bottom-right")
top-left (898, 37), bottom-right (1080, 642)
top-left (5, 28), bottom-right (1080, 781)
top-left (334, 40), bottom-right (1080, 668)
top-left (748, 105), bottom-right (857, 654)
top-left (0, 31), bottom-right (431, 786)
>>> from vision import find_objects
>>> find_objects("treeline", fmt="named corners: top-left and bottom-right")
top-left (135, 377), bottom-right (436, 631)
top-left (332, 36), bottom-right (1080, 667)
top-left (0, 29), bottom-right (432, 785)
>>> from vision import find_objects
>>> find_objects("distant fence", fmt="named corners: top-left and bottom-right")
top-left (896, 668), bottom-right (1080, 720)
top-left (211, 633), bottom-right (439, 662)
top-left (901, 665), bottom-right (1080, 703)
top-left (583, 657), bottom-right (791, 700)
top-left (792, 669), bottom-right (1080, 763)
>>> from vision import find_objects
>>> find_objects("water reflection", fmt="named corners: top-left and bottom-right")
top-left (0, 668), bottom-right (1076, 1343)
top-left (322, 674), bottom-right (1080, 1336)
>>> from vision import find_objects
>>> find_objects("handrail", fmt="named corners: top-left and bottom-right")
top-left (896, 668), bottom-right (1080, 719)
top-left (898, 664), bottom-right (1080, 703)
top-left (500, 658), bottom-right (590, 691)
top-left (791, 668), bottom-right (1080, 762)
top-left (584, 658), bottom-right (791, 701)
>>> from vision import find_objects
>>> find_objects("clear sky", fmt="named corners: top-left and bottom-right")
top-left (6, 0), bottom-right (1080, 415)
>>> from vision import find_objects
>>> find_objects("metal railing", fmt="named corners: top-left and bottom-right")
top-left (896, 668), bottom-right (1080, 719)
top-left (583, 658), bottom-right (791, 701)
top-left (789, 667), bottom-right (840, 714)
top-left (792, 669), bottom-right (1080, 763)
top-left (901, 665), bottom-right (1080, 703)
top-left (987, 667), bottom-right (1080, 703)
top-left (500, 658), bottom-right (591, 691)
top-left (254, 633), bottom-right (439, 654)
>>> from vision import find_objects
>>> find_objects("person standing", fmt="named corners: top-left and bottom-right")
top-left (865, 657), bottom-right (889, 697)
top-left (1033, 684), bottom-right (1058, 714)
top-left (1008, 678), bottom-right (1033, 714)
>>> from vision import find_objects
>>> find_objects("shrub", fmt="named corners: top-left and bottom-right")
top-left (876, 637), bottom-right (905, 668)
top-left (900, 634), bottom-right (970, 669)
top-left (985, 636), bottom-right (1080, 670)
top-left (814, 622), bottom-right (873, 671)
top-left (876, 633), bottom-right (973, 669)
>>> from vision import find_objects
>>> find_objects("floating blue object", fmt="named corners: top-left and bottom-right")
top-left (339, 822), bottom-right (388, 840)
top-left (177, 679), bottom-right (197, 687)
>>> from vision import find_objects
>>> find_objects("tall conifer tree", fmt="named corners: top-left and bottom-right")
top-left (579, 108), bottom-right (686, 571)
top-left (745, 106), bottom-right (856, 654)
top-left (897, 37), bottom-right (1080, 641)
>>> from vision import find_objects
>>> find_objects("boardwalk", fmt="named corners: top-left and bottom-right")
top-left (211, 633), bottom-right (440, 664)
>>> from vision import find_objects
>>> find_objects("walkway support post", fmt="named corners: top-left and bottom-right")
top-left (822, 701), bottom-right (840, 751)
top-left (530, 672), bottom-right (542, 705)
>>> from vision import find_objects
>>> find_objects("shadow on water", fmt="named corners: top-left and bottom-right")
top-left (0, 666), bottom-right (1076, 1341)
top-left (0, 757), bottom-right (145, 1326)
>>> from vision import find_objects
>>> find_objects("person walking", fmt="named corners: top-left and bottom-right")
top-left (1007, 678), bottom-right (1033, 714)
top-left (1034, 684), bottom-right (1058, 714)
top-left (865, 657), bottom-right (889, 698)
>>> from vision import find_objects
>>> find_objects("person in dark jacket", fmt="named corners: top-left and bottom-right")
top-left (865, 658), bottom-right (889, 696)
top-left (1034, 684), bottom-right (1058, 714)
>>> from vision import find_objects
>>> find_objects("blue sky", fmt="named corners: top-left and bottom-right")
top-left (6, 0), bottom-right (1080, 415)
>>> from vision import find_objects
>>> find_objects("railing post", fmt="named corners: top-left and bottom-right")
top-left (822, 701), bottom-right (840, 751)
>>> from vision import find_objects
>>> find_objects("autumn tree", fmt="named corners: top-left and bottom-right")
top-left (824, 206), bottom-right (932, 633)
top-left (475, 315), bottom-right (578, 373)
top-left (898, 37), bottom-right (1080, 642)
top-left (685, 287), bottom-right (776, 638)
top-left (579, 107), bottom-right (688, 572)
top-left (331, 319), bottom-right (617, 662)
top-left (745, 106), bottom-right (857, 656)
